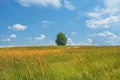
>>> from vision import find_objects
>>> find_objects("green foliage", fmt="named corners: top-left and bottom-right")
top-left (55, 32), bottom-right (67, 46)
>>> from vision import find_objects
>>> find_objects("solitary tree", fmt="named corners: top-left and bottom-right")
top-left (55, 32), bottom-right (67, 46)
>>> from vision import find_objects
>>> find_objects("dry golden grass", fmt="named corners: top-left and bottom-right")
top-left (0, 48), bottom-right (64, 57)
top-left (0, 46), bottom-right (120, 80)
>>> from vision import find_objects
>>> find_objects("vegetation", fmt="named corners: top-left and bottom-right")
top-left (0, 46), bottom-right (120, 80)
top-left (55, 32), bottom-right (67, 46)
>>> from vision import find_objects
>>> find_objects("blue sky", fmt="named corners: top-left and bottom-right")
top-left (0, 0), bottom-right (120, 47)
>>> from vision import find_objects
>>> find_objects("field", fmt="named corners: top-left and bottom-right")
top-left (0, 46), bottom-right (120, 80)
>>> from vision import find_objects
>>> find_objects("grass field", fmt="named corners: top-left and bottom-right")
top-left (0, 46), bottom-right (120, 80)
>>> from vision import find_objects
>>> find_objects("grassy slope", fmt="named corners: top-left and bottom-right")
top-left (0, 46), bottom-right (120, 80)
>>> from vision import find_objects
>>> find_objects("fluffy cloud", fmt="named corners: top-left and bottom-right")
top-left (86, 16), bottom-right (120, 29)
top-left (87, 0), bottom-right (120, 18)
top-left (97, 31), bottom-right (117, 38)
top-left (64, 0), bottom-right (75, 11)
top-left (10, 34), bottom-right (16, 38)
top-left (104, 0), bottom-right (120, 15)
top-left (71, 32), bottom-right (77, 36)
top-left (41, 20), bottom-right (52, 27)
top-left (87, 7), bottom-right (104, 19)
top-left (35, 34), bottom-right (46, 41)
top-left (8, 24), bottom-right (27, 31)
top-left (86, 0), bottom-right (120, 29)
top-left (16, 0), bottom-right (62, 8)
top-left (67, 37), bottom-right (92, 46)
top-left (2, 38), bottom-right (11, 42)
top-left (85, 38), bottom-right (93, 44)
top-left (67, 38), bottom-right (73, 45)
top-left (88, 31), bottom-right (118, 45)
top-left (87, 6), bottom-right (106, 19)
top-left (2, 34), bottom-right (16, 42)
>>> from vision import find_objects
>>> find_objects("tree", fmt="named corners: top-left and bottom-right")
top-left (55, 32), bottom-right (67, 46)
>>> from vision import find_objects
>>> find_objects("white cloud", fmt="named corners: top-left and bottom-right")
top-left (10, 34), bottom-right (16, 38)
top-left (87, 12), bottom-right (101, 19)
top-left (86, 0), bottom-right (120, 29)
top-left (2, 38), bottom-right (11, 42)
top-left (9, 24), bottom-right (27, 31)
top-left (86, 16), bottom-right (120, 29)
top-left (104, 0), bottom-right (120, 15)
top-left (16, 0), bottom-right (62, 8)
top-left (75, 38), bottom-right (93, 46)
top-left (85, 38), bottom-right (93, 44)
top-left (64, 0), bottom-right (75, 11)
top-left (67, 38), bottom-right (88, 46)
top-left (71, 32), bottom-right (77, 36)
top-left (87, 6), bottom-right (107, 19)
top-left (49, 40), bottom-right (56, 45)
top-left (66, 38), bottom-right (92, 46)
top-left (35, 34), bottom-right (46, 41)
top-left (87, 0), bottom-right (120, 18)
top-left (88, 31), bottom-right (118, 45)
top-left (2, 34), bottom-right (16, 42)
top-left (97, 31), bottom-right (117, 38)
top-left (67, 38), bottom-right (73, 45)
top-left (41, 20), bottom-right (52, 27)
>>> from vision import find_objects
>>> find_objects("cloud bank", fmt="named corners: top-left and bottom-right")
top-left (16, 0), bottom-right (62, 8)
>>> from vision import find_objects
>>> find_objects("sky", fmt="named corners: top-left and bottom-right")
top-left (0, 0), bottom-right (120, 47)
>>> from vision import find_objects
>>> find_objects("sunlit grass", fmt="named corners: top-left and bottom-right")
top-left (0, 46), bottom-right (120, 80)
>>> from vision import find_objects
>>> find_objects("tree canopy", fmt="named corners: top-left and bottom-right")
top-left (55, 32), bottom-right (67, 46)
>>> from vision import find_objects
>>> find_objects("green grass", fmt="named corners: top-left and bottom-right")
top-left (0, 46), bottom-right (120, 80)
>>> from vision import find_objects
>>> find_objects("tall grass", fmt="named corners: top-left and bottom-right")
top-left (0, 46), bottom-right (120, 80)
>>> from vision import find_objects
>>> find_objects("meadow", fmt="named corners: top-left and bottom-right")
top-left (0, 46), bottom-right (120, 80)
